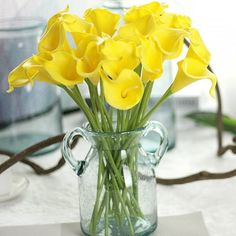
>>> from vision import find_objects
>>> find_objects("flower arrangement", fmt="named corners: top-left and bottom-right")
top-left (8, 2), bottom-right (217, 235)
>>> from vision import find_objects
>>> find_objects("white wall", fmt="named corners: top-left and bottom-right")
top-left (1, 0), bottom-right (235, 116)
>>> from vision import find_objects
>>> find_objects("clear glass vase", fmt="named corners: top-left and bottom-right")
top-left (0, 18), bottom-right (62, 154)
top-left (62, 121), bottom-right (168, 236)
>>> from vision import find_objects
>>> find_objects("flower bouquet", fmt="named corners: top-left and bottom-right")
top-left (8, 2), bottom-right (216, 235)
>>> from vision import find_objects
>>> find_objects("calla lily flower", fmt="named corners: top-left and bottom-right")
top-left (84, 8), bottom-right (120, 37)
top-left (8, 58), bottom-right (35, 92)
top-left (139, 38), bottom-right (163, 81)
top-left (124, 2), bottom-right (167, 23)
top-left (153, 28), bottom-right (189, 59)
top-left (101, 39), bottom-right (139, 79)
top-left (38, 21), bottom-right (70, 52)
top-left (160, 13), bottom-right (192, 31)
top-left (188, 28), bottom-right (211, 64)
top-left (76, 40), bottom-right (102, 85)
top-left (169, 57), bottom-right (217, 97)
top-left (118, 15), bottom-right (156, 44)
top-left (100, 69), bottom-right (144, 110)
top-left (41, 51), bottom-right (84, 86)
top-left (7, 55), bottom-right (57, 92)
top-left (38, 6), bottom-right (91, 52)
top-left (101, 39), bottom-right (137, 60)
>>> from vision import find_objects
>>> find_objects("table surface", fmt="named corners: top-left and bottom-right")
top-left (0, 112), bottom-right (236, 236)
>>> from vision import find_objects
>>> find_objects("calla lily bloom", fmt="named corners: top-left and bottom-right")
top-left (8, 58), bottom-right (35, 92)
top-left (101, 39), bottom-right (137, 61)
top-left (84, 8), bottom-right (120, 37)
top-left (139, 38), bottom-right (163, 81)
top-left (38, 21), bottom-right (70, 52)
top-left (188, 28), bottom-right (211, 64)
top-left (101, 39), bottom-right (139, 79)
top-left (160, 13), bottom-right (192, 31)
top-left (169, 57), bottom-right (217, 97)
top-left (100, 69), bottom-right (144, 110)
top-left (42, 51), bottom-right (84, 86)
top-left (153, 28), bottom-right (189, 59)
top-left (8, 55), bottom-right (57, 92)
top-left (76, 40), bottom-right (102, 85)
top-left (124, 2), bottom-right (167, 23)
top-left (38, 6), bottom-right (91, 52)
top-left (118, 15), bottom-right (156, 44)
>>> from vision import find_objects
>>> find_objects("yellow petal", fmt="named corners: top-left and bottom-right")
top-left (188, 28), bottom-right (211, 64)
top-left (141, 69), bottom-right (162, 83)
top-left (170, 58), bottom-right (217, 97)
top-left (44, 5), bottom-right (70, 32)
top-left (119, 15), bottom-right (156, 43)
top-left (39, 7), bottom-right (91, 52)
top-left (101, 39), bottom-right (136, 60)
top-left (62, 14), bottom-right (91, 33)
top-left (101, 69), bottom-right (144, 110)
top-left (7, 58), bottom-right (33, 92)
top-left (7, 55), bottom-right (55, 92)
top-left (102, 57), bottom-right (139, 80)
top-left (76, 35), bottom-right (101, 58)
top-left (124, 2), bottom-right (167, 23)
top-left (153, 28), bottom-right (189, 59)
top-left (76, 41), bottom-right (102, 84)
top-left (38, 21), bottom-right (69, 52)
top-left (101, 39), bottom-right (139, 79)
top-left (43, 51), bottom-right (84, 86)
top-left (139, 38), bottom-right (163, 79)
top-left (84, 8), bottom-right (120, 36)
top-left (160, 13), bottom-right (192, 31)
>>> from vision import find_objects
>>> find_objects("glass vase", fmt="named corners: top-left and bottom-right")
top-left (0, 18), bottom-right (62, 154)
top-left (62, 121), bottom-right (168, 236)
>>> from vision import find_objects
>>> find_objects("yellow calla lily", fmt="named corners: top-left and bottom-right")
top-left (118, 15), bottom-right (156, 44)
top-left (7, 58), bottom-right (34, 92)
top-left (101, 39), bottom-right (139, 79)
top-left (76, 41), bottom-right (102, 85)
top-left (170, 57), bottom-right (217, 97)
top-left (100, 69), bottom-right (144, 110)
top-left (76, 35), bottom-right (101, 58)
top-left (188, 28), bottom-right (211, 64)
top-left (44, 5), bottom-right (70, 32)
top-left (139, 38), bottom-right (163, 81)
top-left (153, 28), bottom-right (189, 59)
top-left (102, 58), bottom-right (139, 80)
top-left (7, 55), bottom-right (57, 92)
top-left (141, 69), bottom-right (161, 83)
top-left (124, 2), bottom-right (167, 23)
top-left (42, 51), bottom-right (84, 86)
top-left (38, 21), bottom-right (70, 52)
top-left (160, 12), bottom-right (192, 31)
top-left (84, 8), bottom-right (120, 37)
top-left (101, 39), bottom-right (137, 60)
top-left (39, 6), bottom-right (91, 52)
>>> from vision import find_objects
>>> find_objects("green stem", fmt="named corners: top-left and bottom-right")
top-left (131, 81), bottom-right (153, 129)
top-left (140, 88), bottom-right (172, 126)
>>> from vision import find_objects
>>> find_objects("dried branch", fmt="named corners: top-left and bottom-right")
top-left (0, 134), bottom-right (65, 174)
top-left (157, 169), bottom-right (236, 185)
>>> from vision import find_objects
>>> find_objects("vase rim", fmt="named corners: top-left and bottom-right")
top-left (0, 17), bottom-right (44, 32)
top-left (81, 122), bottom-right (149, 137)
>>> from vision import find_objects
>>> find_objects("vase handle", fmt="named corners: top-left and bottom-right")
top-left (61, 127), bottom-right (88, 176)
top-left (141, 121), bottom-right (169, 167)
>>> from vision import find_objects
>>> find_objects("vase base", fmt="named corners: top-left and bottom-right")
top-left (81, 217), bottom-right (157, 236)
